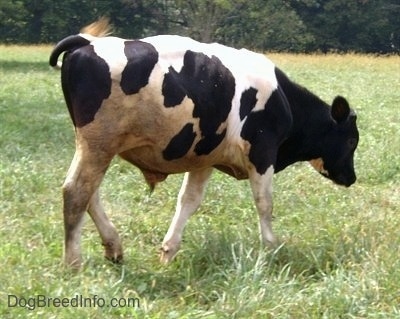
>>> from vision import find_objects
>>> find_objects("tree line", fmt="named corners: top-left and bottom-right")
top-left (1, 0), bottom-right (399, 53)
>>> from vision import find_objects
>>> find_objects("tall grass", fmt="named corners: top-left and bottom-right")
top-left (0, 46), bottom-right (399, 318)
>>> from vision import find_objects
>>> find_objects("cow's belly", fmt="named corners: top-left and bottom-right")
top-left (119, 145), bottom-right (220, 174)
top-left (119, 144), bottom-right (249, 180)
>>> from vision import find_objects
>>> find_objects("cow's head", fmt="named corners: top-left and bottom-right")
top-left (310, 96), bottom-right (359, 187)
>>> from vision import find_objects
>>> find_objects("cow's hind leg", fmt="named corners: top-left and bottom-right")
top-left (249, 166), bottom-right (277, 247)
top-left (160, 168), bottom-right (213, 264)
top-left (88, 189), bottom-right (123, 263)
top-left (63, 149), bottom-right (112, 269)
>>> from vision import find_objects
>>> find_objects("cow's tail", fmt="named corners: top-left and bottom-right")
top-left (49, 17), bottom-right (112, 69)
top-left (49, 35), bottom-right (90, 69)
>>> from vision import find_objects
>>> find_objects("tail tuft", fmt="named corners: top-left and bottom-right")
top-left (80, 16), bottom-right (113, 37)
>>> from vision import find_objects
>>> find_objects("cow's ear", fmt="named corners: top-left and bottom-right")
top-left (331, 96), bottom-right (350, 123)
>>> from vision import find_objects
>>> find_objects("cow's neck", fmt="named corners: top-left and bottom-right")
top-left (274, 67), bottom-right (333, 172)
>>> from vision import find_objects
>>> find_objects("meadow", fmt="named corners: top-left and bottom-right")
top-left (0, 45), bottom-right (399, 318)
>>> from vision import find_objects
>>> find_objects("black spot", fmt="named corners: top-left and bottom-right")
top-left (239, 87), bottom-right (258, 120)
top-left (195, 128), bottom-right (227, 155)
top-left (162, 50), bottom-right (236, 159)
top-left (120, 41), bottom-right (158, 95)
top-left (162, 67), bottom-right (186, 107)
top-left (240, 88), bottom-right (292, 175)
top-left (163, 123), bottom-right (196, 160)
top-left (62, 45), bottom-right (111, 127)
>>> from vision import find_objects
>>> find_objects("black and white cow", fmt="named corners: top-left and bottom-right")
top-left (49, 20), bottom-right (359, 268)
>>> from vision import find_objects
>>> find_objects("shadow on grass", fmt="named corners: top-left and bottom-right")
top-left (0, 60), bottom-right (49, 72)
top-left (71, 225), bottom-right (370, 304)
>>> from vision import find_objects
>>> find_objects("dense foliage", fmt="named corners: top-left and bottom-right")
top-left (0, 0), bottom-right (399, 52)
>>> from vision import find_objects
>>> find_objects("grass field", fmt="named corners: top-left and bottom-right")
top-left (0, 45), bottom-right (399, 318)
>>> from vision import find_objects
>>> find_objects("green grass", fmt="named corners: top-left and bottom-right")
top-left (1, 45), bottom-right (399, 318)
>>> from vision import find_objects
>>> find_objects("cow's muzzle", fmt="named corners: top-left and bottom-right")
top-left (332, 174), bottom-right (356, 187)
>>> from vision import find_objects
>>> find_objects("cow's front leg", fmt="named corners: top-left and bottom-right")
top-left (63, 149), bottom-right (111, 269)
top-left (160, 168), bottom-right (213, 264)
top-left (249, 166), bottom-right (277, 247)
top-left (88, 189), bottom-right (123, 263)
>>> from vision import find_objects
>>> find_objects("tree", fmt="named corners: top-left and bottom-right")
top-left (290, 0), bottom-right (399, 52)
top-left (0, 0), bottom-right (398, 52)
top-left (169, 0), bottom-right (233, 42)
top-left (0, 0), bottom-right (29, 42)
top-left (215, 0), bottom-right (315, 51)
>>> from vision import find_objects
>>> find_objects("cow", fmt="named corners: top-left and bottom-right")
top-left (49, 19), bottom-right (359, 269)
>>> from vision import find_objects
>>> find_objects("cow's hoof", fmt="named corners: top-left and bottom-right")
top-left (159, 244), bottom-right (179, 264)
top-left (102, 241), bottom-right (123, 263)
top-left (266, 239), bottom-right (278, 249)
top-left (64, 256), bottom-right (82, 271)
top-left (105, 253), bottom-right (123, 264)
